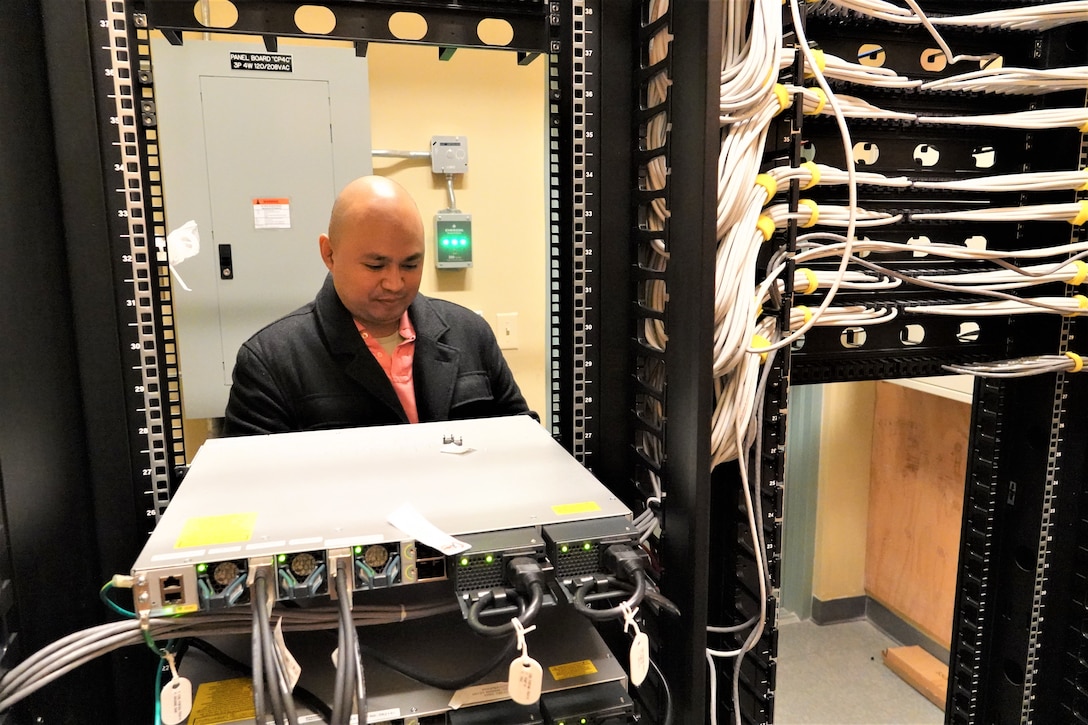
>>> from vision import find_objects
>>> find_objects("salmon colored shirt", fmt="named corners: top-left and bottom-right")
top-left (355, 312), bottom-right (419, 423)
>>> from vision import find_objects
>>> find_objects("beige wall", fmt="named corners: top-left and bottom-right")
top-left (812, 381), bottom-right (877, 601)
top-left (366, 43), bottom-right (548, 418)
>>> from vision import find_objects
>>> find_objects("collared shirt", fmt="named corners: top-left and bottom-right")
top-left (355, 312), bottom-right (419, 423)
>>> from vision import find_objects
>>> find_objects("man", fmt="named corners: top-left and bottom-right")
top-left (224, 175), bottom-right (531, 435)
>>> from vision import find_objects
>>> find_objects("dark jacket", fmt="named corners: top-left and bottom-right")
top-left (224, 275), bottom-right (531, 435)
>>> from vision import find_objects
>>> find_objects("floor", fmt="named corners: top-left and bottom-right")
top-left (773, 618), bottom-right (945, 724)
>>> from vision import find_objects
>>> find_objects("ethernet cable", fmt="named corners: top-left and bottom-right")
top-left (0, 600), bottom-right (459, 713)
top-left (910, 201), bottom-right (1088, 224)
top-left (913, 169), bottom-right (1088, 193)
top-left (944, 353), bottom-right (1085, 377)
top-left (915, 107), bottom-right (1088, 131)
top-left (928, 2), bottom-right (1088, 32)
top-left (816, 50), bottom-right (921, 88)
top-left (920, 65), bottom-right (1088, 95)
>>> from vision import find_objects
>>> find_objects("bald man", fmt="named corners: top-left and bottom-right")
top-left (224, 176), bottom-right (531, 435)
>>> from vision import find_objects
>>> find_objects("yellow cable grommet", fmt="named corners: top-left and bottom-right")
top-left (754, 174), bottom-right (778, 206)
top-left (756, 214), bottom-right (777, 242)
top-left (1069, 260), bottom-right (1088, 286)
top-left (804, 49), bottom-right (826, 78)
top-left (751, 334), bottom-right (771, 362)
top-left (805, 88), bottom-right (827, 115)
top-left (798, 198), bottom-right (820, 228)
top-left (773, 83), bottom-right (790, 115)
top-left (799, 268), bottom-right (819, 294)
top-left (1070, 199), bottom-right (1088, 226)
top-left (800, 161), bottom-right (821, 190)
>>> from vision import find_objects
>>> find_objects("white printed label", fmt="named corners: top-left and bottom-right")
top-left (387, 503), bottom-right (471, 555)
top-left (159, 676), bottom-right (193, 725)
top-left (507, 657), bottom-right (543, 705)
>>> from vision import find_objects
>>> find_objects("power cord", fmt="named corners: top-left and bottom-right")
top-left (571, 545), bottom-right (649, 622)
top-left (465, 557), bottom-right (546, 637)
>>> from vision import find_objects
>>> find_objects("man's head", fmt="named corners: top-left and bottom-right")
top-left (320, 176), bottom-right (426, 337)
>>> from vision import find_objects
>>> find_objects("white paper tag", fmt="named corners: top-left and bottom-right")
top-left (507, 656), bottom-right (543, 705)
top-left (274, 617), bottom-right (302, 690)
top-left (630, 631), bottom-right (650, 687)
top-left (159, 676), bottom-right (193, 725)
top-left (387, 503), bottom-right (471, 555)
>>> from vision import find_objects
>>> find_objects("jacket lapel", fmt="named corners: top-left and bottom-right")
top-left (410, 295), bottom-right (459, 422)
top-left (314, 274), bottom-right (408, 423)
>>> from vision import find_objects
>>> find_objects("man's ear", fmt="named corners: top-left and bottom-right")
top-left (319, 234), bottom-right (334, 271)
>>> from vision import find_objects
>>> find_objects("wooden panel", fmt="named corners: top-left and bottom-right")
top-left (883, 645), bottom-right (949, 710)
top-left (866, 382), bottom-right (970, 647)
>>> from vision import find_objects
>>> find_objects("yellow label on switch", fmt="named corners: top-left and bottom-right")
top-left (549, 659), bottom-right (599, 681)
top-left (176, 513), bottom-right (258, 549)
top-left (552, 501), bottom-right (601, 516)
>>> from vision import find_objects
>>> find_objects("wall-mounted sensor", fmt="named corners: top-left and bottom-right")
top-left (435, 211), bottom-right (472, 269)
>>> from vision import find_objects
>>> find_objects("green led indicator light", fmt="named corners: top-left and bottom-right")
top-left (485, 554), bottom-right (494, 564)
top-left (460, 557), bottom-right (470, 567)
top-left (583, 542), bottom-right (592, 551)
top-left (581, 719), bottom-right (588, 724)
top-left (560, 544), bottom-right (569, 554)
top-left (278, 554), bottom-right (287, 563)
top-left (196, 563), bottom-right (207, 573)
top-left (354, 546), bottom-right (362, 555)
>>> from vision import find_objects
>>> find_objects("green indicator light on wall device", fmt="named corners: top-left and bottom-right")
top-left (197, 563), bottom-right (207, 573)
top-left (485, 554), bottom-right (494, 564)
top-left (278, 554), bottom-right (286, 563)
top-left (583, 542), bottom-right (592, 551)
top-left (354, 546), bottom-right (362, 555)
top-left (460, 557), bottom-right (470, 567)
top-left (560, 544), bottom-right (569, 554)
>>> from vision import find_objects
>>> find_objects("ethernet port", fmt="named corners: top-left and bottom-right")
top-left (159, 575), bottom-right (185, 605)
top-left (415, 543), bottom-right (447, 583)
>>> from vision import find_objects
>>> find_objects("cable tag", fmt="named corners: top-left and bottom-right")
top-left (274, 617), bottom-right (302, 691)
top-left (621, 602), bottom-right (650, 687)
top-left (508, 618), bottom-right (543, 705)
top-left (159, 652), bottom-right (192, 725)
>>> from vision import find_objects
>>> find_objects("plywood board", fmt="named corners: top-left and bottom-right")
top-left (883, 645), bottom-right (948, 710)
top-left (866, 382), bottom-right (970, 647)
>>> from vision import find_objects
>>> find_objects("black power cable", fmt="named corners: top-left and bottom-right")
top-left (465, 557), bottom-right (547, 637)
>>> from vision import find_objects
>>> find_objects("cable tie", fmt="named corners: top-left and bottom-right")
top-left (511, 617), bottom-right (537, 657)
top-left (799, 268), bottom-right (819, 295)
top-left (756, 214), bottom-right (777, 241)
top-left (1071, 200), bottom-right (1088, 226)
top-left (804, 49), bottom-right (826, 78)
top-left (1080, 169), bottom-right (1088, 192)
top-left (754, 174), bottom-right (778, 206)
top-left (795, 304), bottom-right (813, 324)
top-left (1081, 121), bottom-right (1088, 134)
top-left (1076, 295), bottom-right (1088, 312)
top-left (800, 161), bottom-right (821, 190)
top-left (1066, 352), bottom-right (1084, 373)
top-left (1069, 260), bottom-right (1088, 286)
top-left (773, 84), bottom-right (790, 115)
top-left (751, 334), bottom-right (771, 363)
top-left (804, 88), bottom-right (827, 115)
top-left (798, 199), bottom-right (819, 228)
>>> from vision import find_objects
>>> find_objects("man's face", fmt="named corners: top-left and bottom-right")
top-left (320, 213), bottom-right (425, 336)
